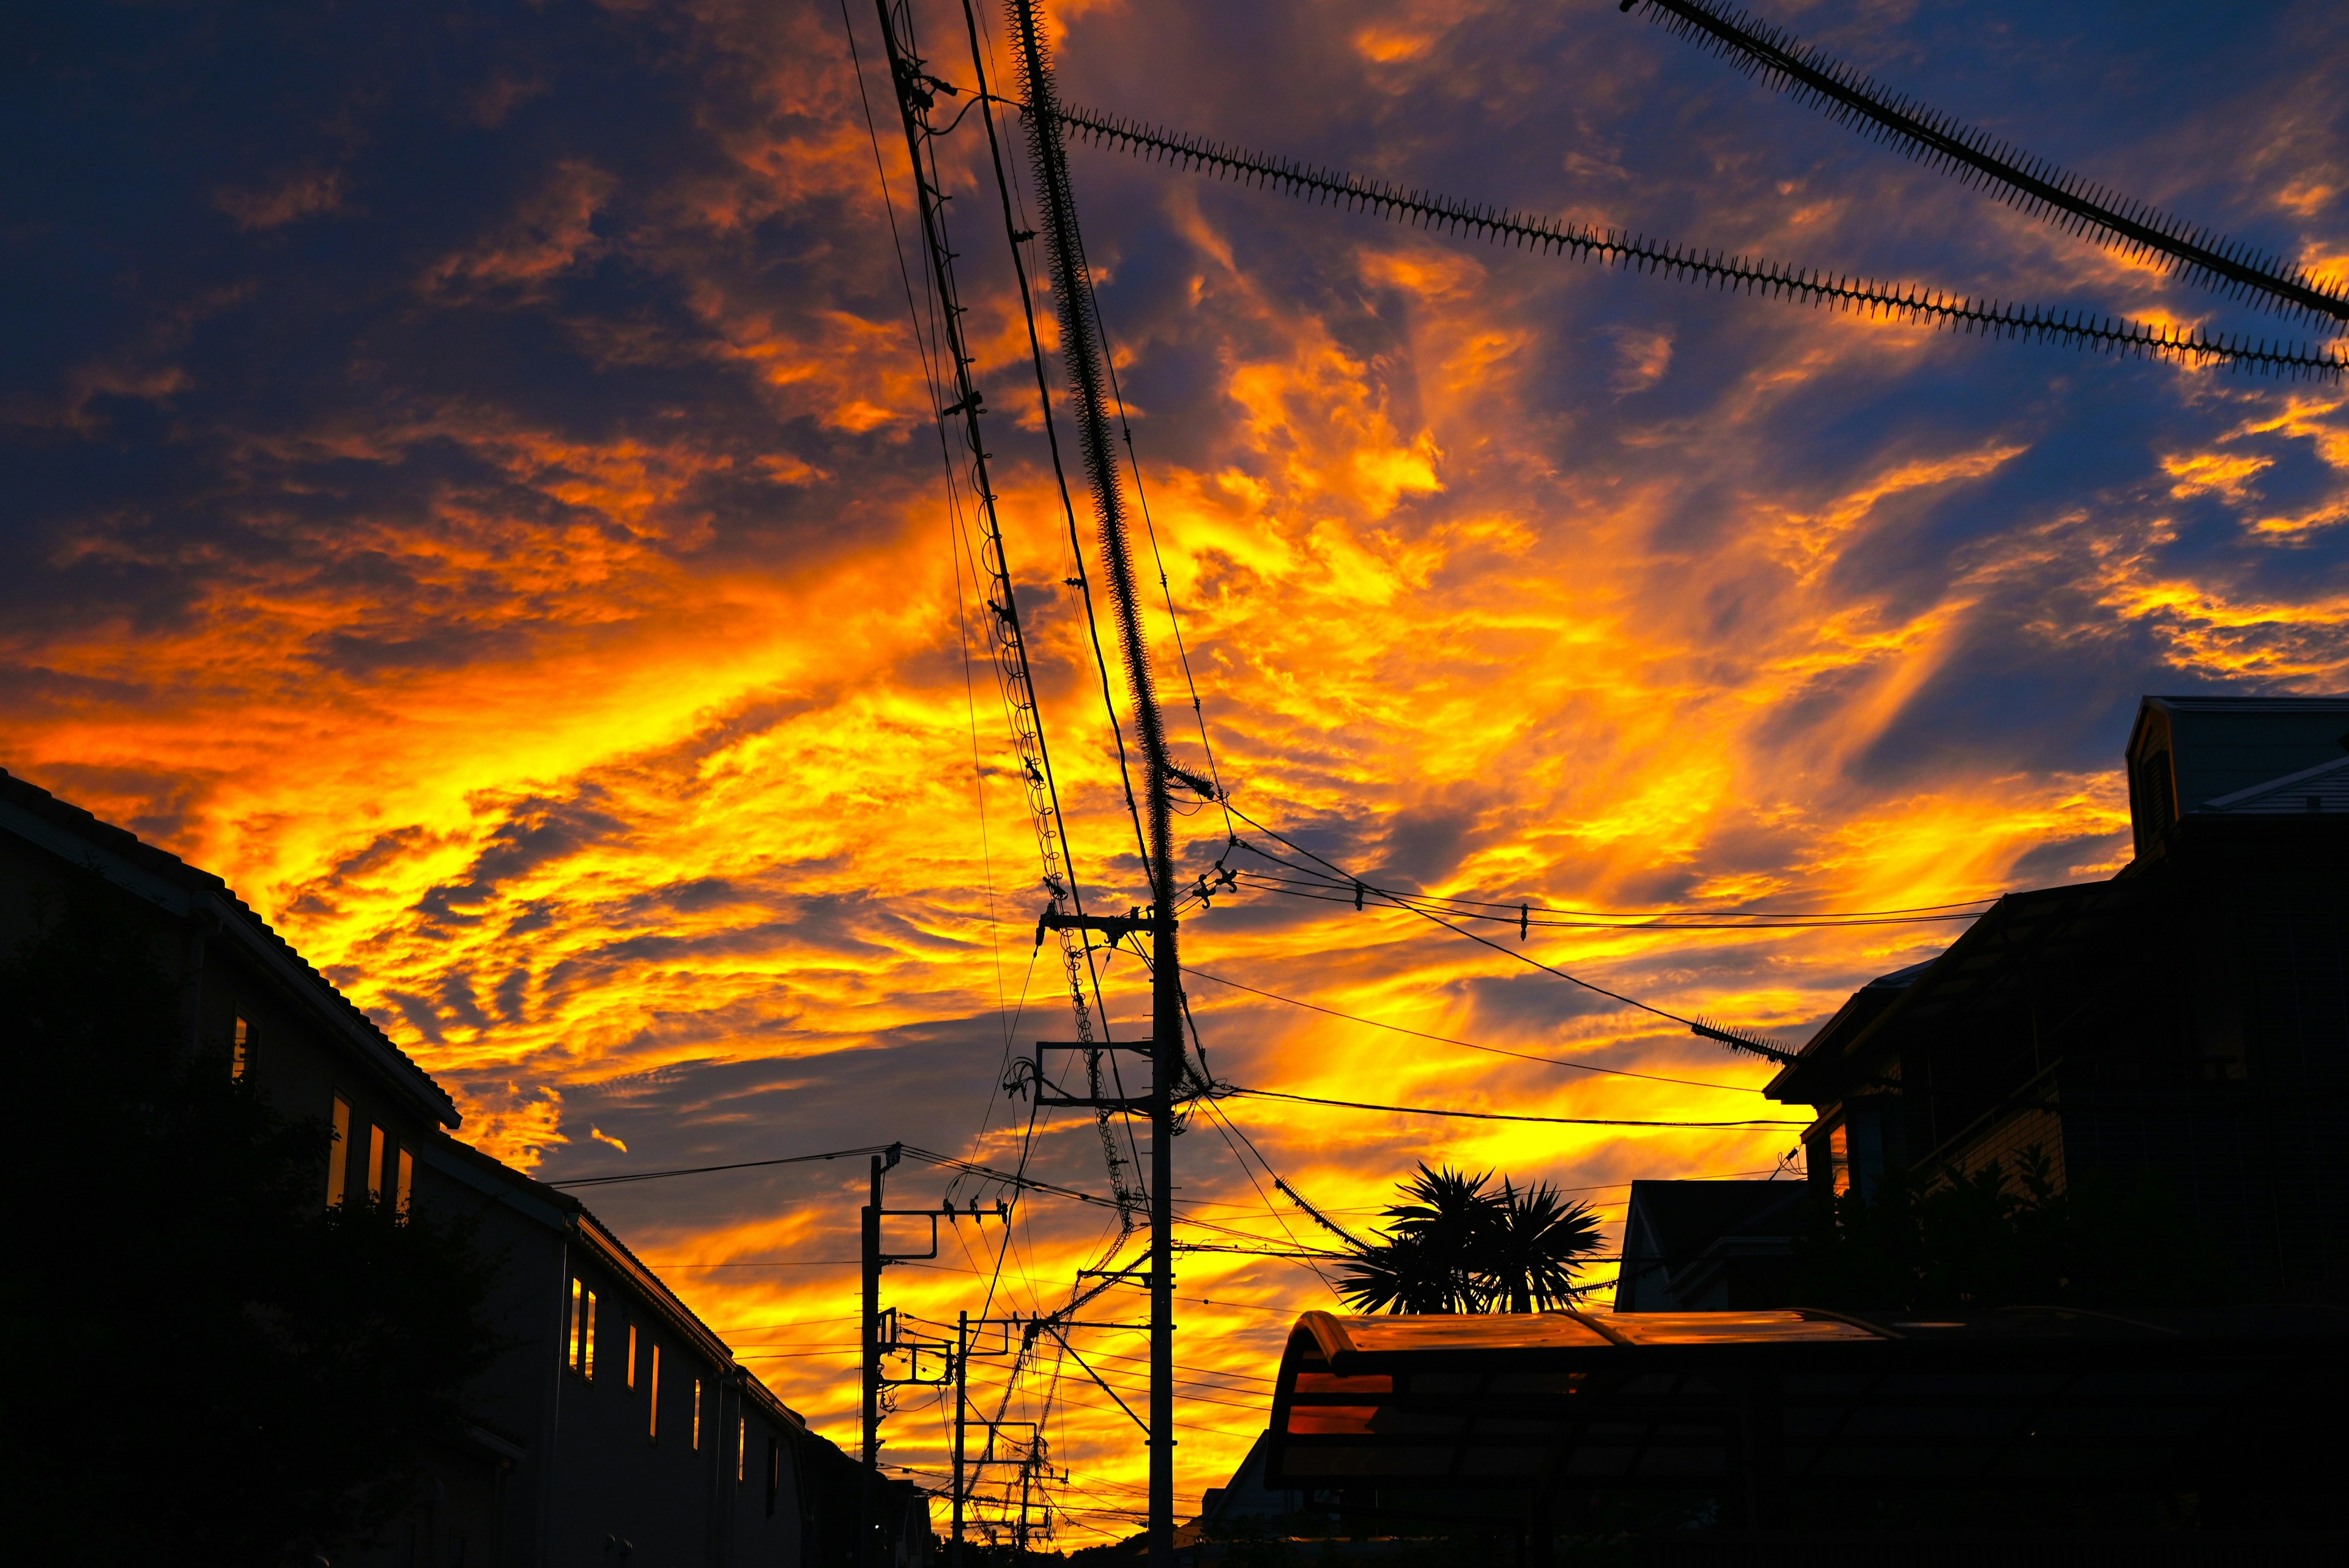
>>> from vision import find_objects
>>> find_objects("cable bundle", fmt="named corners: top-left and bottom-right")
top-left (1624, 0), bottom-right (2349, 328)
top-left (1056, 105), bottom-right (2347, 380)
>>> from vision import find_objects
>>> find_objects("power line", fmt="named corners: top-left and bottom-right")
top-left (1053, 106), bottom-right (2348, 381)
top-left (1223, 806), bottom-right (1800, 1064)
top-left (1221, 1086), bottom-right (1807, 1129)
top-left (1182, 964), bottom-right (1766, 1093)
top-left (1622, 0), bottom-right (2349, 327)
top-left (1233, 865), bottom-right (1989, 929)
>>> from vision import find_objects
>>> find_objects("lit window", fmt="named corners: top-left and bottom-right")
top-left (232, 1016), bottom-right (251, 1080)
top-left (738, 1414), bottom-right (747, 1482)
top-left (627, 1324), bottom-right (639, 1391)
top-left (366, 1124), bottom-right (386, 1202)
top-left (692, 1378), bottom-right (704, 1452)
top-left (327, 1098), bottom-right (351, 1206)
top-left (566, 1279), bottom-right (597, 1378)
top-left (396, 1150), bottom-right (414, 1216)
top-left (648, 1345), bottom-right (661, 1443)
top-left (1828, 1123), bottom-right (1851, 1197)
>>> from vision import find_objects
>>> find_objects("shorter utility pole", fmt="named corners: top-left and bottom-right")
top-left (859, 1145), bottom-right (900, 1568)
top-left (864, 1178), bottom-right (1009, 1568)
top-left (951, 1310), bottom-right (969, 1568)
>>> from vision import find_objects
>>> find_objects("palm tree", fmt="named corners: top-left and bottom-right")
top-left (1482, 1180), bottom-right (1605, 1312)
top-left (1335, 1163), bottom-right (1491, 1312)
top-left (1334, 1164), bottom-right (1605, 1314)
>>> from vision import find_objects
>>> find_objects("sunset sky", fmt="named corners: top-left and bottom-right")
top-left (10, 0), bottom-right (2349, 1541)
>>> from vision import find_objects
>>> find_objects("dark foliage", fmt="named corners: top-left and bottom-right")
top-left (1795, 1146), bottom-right (2205, 1312)
top-left (0, 890), bottom-right (497, 1565)
top-left (1335, 1164), bottom-right (1604, 1313)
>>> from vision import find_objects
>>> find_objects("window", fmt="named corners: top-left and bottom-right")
top-left (396, 1149), bottom-right (414, 1216)
top-left (1828, 1123), bottom-right (1851, 1197)
top-left (627, 1323), bottom-right (639, 1391)
top-left (738, 1413), bottom-right (747, 1482)
top-left (648, 1345), bottom-right (661, 1443)
top-left (692, 1378), bottom-right (704, 1452)
top-left (366, 1124), bottom-right (386, 1202)
top-left (327, 1098), bottom-right (351, 1206)
top-left (566, 1278), bottom-right (597, 1379)
top-left (232, 1016), bottom-right (252, 1080)
top-left (766, 1436), bottom-right (781, 1517)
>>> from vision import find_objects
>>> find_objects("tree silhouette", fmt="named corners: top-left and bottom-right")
top-left (1335, 1164), bottom-right (1604, 1313)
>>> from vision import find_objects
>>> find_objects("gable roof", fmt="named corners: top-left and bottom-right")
top-left (0, 766), bottom-right (459, 1128)
top-left (2132, 694), bottom-right (2349, 816)
top-left (1765, 880), bottom-right (2129, 1105)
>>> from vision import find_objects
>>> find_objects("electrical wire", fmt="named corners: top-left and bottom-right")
top-left (1233, 865), bottom-right (1989, 928)
top-left (1222, 1086), bottom-right (1807, 1128)
top-left (1054, 105), bottom-right (2348, 381)
top-left (1181, 964), bottom-right (1766, 1093)
top-left (1622, 0), bottom-right (2349, 327)
top-left (1224, 804), bottom-right (1800, 1063)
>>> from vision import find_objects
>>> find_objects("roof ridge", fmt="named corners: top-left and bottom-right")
top-left (0, 766), bottom-right (457, 1125)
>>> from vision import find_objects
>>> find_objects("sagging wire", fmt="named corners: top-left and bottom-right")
top-left (1222, 802), bottom-right (1801, 1065)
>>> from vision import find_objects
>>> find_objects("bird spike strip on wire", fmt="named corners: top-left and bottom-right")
top-left (1054, 106), bottom-right (2348, 381)
top-left (1688, 1017), bottom-right (1800, 1066)
top-left (1622, 0), bottom-right (2349, 328)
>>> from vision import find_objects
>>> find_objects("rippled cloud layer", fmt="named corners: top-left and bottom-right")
top-left (7, 0), bottom-right (2348, 1535)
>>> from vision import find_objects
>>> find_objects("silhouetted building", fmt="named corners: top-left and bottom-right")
top-left (1769, 694), bottom-right (2349, 1298)
top-left (1186, 1431), bottom-right (1304, 1539)
top-left (0, 769), bottom-right (917, 1566)
top-left (1612, 1181), bottom-right (1800, 1311)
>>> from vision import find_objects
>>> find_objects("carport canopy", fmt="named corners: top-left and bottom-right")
top-left (1263, 1306), bottom-right (2348, 1495)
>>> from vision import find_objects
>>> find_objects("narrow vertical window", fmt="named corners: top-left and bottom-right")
top-left (1828, 1123), bottom-right (1852, 1197)
top-left (366, 1124), bottom-right (386, 1202)
top-left (327, 1097), bottom-right (351, 1206)
top-left (648, 1345), bottom-right (661, 1443)
top-left (395, 1149), bottom-right (414, 1216)
top-left (767, 1436), bottom-right (781, 1517)
top-left (627, 1323), bottom-right (639, 1391)
top-left (692, 1378), bottom-right (703, 1452)
top-left (232, 1016), bottom-right (251, 1080)
top-left (737, 1413), bottom-right (747, 1482)
top-left (568, 1277), bottom-right (584, 1371)
top-left (582, 1290), bottom-right (597, 1381)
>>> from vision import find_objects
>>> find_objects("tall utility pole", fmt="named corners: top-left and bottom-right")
top-left (1004, 6), bottom-right (1181, 1564)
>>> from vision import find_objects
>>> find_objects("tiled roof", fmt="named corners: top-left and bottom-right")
top-left (0, 766), bottom-right (459, 1127)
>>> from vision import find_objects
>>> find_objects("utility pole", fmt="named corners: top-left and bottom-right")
top-left (859, 1146), bottom-right (899, 1568)
top-left (951, 1310), bottom-right (968, 1568)
top-left (1004, 6), bottom-right (1182, 1561)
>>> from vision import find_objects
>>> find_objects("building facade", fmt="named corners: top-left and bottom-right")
top-left (1768, 696), bottom-right (2349, 1298)
top-left (0, 769), bottom-right (924, 1566)
top-left (1611, 1180), bottom-right (1800, 1311)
